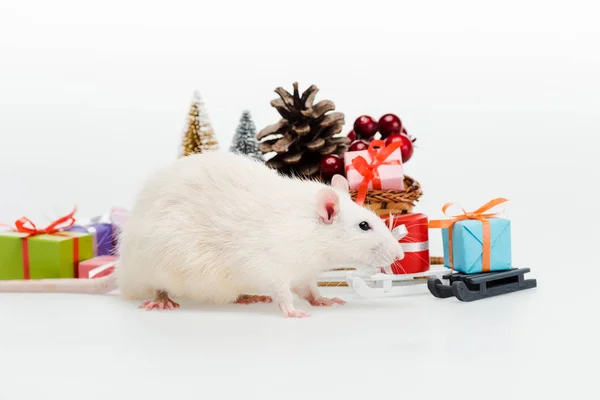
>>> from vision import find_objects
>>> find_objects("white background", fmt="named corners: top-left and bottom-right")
top-left (0, 1), bottom-right (598, 399)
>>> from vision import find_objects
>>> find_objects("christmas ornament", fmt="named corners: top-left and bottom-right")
top-left (229, 111), bottom-right (263, 161)
top-left (377, 114), bottom-right (402, 138)
top-left (348, 140), bottom-right (369, 152)
top-left (319, 154), bottom-right (344, 177)
top-left (385, 133), bottom-right (413, 163)
top-left (353, 115), bottom-right (378, 138)
top-left (256, 82), bottom-right (348, 182)
top-left (347, 130), bottom-right (357, 142)
top-left (180, 91), bottom-right (219, 157)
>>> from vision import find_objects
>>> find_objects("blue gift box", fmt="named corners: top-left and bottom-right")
top-left (441, 217), bottom-right (512, 274)
top-left (65, 223), bottom-right (115, 256)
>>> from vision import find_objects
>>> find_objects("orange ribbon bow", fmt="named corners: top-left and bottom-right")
top-left (428, 198), bottom-right (508, 273)
top-left (2, 208), bottom-right (78, 279)
top-left (346, 140), bottom-right (402, 205)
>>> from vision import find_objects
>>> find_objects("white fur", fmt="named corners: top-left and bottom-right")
top-left (116, 152), bottom-right (404, 313)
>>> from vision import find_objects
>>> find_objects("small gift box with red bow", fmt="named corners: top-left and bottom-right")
top-left (78, 255), bottom-right (117, 279)
top-left (343, 140), bottom-right (405, 204)
top-left (0, 209), bottom-right (94, 280)
top-left (382, 213), bottom-right (430, 274)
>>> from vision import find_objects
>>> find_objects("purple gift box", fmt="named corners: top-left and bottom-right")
top-left (65, 223), bottom-right (115, 256)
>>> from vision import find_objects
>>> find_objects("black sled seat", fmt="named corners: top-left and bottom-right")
top-left (427, 268), bottom-right (537, 302)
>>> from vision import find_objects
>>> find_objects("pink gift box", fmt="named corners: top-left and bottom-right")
top-left (78, 255), bottom-right (117, 279)
top-left (343, 146), bottom-right (405, 191)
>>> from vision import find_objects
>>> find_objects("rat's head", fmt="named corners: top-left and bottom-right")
top-left (314, 175), bottom-right (404, 270)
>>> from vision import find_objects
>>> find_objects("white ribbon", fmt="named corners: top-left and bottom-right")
top-left (400, 241), bottom-right (429, 252)
top-left (88, 261), bottom-right (116, 278)
top-left (387, 212), bottom-right (409, 241)
top-left (391, 224), bottom-right (408, 241)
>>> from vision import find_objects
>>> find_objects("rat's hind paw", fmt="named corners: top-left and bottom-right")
top-left (309, 297), bottom-right (346, 307)
top-left (138, 300), bottom-right (179, 310)
top-left (235, 294), bottom-right (273, 305)
top-left (139, 290), bottom-right (180, 311)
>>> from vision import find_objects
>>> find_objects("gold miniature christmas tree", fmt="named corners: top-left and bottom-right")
top-left (180, 91), bottom-right (219, 157)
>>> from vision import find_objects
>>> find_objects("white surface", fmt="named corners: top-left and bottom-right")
top-left (0, 271), bottom-right (595, 400)
top-left (0, 1), bottom-right (598, 399)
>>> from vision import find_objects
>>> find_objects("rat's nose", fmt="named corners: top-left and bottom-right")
top-left (394, 251), bottom-right (405, 262)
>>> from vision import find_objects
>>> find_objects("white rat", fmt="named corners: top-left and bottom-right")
top-left (115, 151), bottom-right (404, 317)
top-left (0, 152), bottom-right (405, 318)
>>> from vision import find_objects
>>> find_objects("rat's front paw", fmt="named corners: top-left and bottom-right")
top-left (278, 302), bottom-right (311, 318)
top-left (309, 297), bottom-right (346, 307)
top-left (284, 309), bottom-right (311, 318)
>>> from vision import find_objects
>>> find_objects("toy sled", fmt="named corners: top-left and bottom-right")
top-left (318, 265), bottom-right (448, 299)
top-left (346, 266), bottom-right (448, 298)
top-left (427, 267), bottom-right (537, 302)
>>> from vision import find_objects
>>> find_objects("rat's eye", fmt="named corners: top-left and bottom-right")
top-left (359, 221), bottom-right (371, 231)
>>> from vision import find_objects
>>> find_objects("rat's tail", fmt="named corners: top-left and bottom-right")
top-left (0, 272), bottom-right (118, 294)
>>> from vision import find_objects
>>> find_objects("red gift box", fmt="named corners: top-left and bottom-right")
top-left (78, 255), bottom-right (117, 279)
top-left (381, 213), bottom-right (430, 274)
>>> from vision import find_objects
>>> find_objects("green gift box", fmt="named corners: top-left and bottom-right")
top-left (0, 231), bottom-right (94, 280)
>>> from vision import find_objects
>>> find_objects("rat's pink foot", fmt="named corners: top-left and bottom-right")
top-left (285, 309), bottom-right (311, 318)
top-left (274, 284), bottom-right (311, 318)
top-left (138, 290), bottom-right (180, 311)
top-left (278, 303), bottom-right (311, 318)
top-left (235, 294), bottom-right (273, 305)
top-left (309, 297), bottom-right (346, 307)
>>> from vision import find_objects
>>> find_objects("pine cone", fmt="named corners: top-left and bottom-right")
top-left (257, 82), bottom-right (349, 181)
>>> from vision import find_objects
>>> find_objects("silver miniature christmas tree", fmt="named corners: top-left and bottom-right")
top-left (229, 110), bottom-right (263, 161)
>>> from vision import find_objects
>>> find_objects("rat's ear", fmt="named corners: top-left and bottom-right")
top-left (331, 174), bottom-right (349, 194)
top-left (316, 188), bottom-right (340, 224)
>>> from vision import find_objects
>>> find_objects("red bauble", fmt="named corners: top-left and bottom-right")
top-left (353, 115), bottom-right (378, 138)
top-left (378, 114), bottom-right (402, 138)
top-left (348, 140), bottom-right (369, 152)
top-left (347, 130), bottom-right (357, 142)
top-left (319, 154), bottom-right (344, 177)
top-left (385, 133), bottom-right (414, 163)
